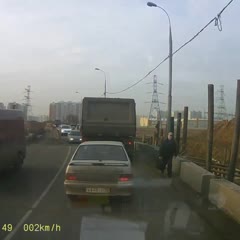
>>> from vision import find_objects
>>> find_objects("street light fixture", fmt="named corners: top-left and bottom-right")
top-left (147, 2), bottom-right (157, 7)
top-left (75, 91), bottom-right (83, 102)
top-left (95, 68), bottom-right (107, 98)
top-left (147, 1), bottom-right (173, 134)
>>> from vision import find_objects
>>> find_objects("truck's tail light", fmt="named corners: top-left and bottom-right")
top-left (128, 141), bottom-right (133, 145)
top-left (66, 174), bottom-right (77, 181)
top-left (119, 174), bottom-right (132, 182)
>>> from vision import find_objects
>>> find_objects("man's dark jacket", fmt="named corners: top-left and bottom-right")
top-left (159, 139), bottom-right (177, 159)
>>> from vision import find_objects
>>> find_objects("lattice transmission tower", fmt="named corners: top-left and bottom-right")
top-left (23, 85), bottom-right (32, 120)
top-left (148, 75), bottom-right (162, 126)
top-left (216, 85), bottom-right (227, 120)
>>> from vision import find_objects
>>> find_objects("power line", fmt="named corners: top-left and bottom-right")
top-left (107, 0), bottom-right (234, 95)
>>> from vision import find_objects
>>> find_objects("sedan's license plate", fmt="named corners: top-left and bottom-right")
top-left (86, 188), bottom-right (110, 193)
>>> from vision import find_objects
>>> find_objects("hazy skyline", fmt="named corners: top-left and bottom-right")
top-left (0, 0), bottom-right (239, 116)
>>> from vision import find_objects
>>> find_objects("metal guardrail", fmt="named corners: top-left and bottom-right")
top-left (136, 141), bottom-right (240, 182)
top-left (181, 155), bottom-right (240, 179)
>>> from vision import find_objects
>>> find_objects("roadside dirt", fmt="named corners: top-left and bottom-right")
top-left (116, 124), bottom-right (240, 168)
top-left (185, 119), bottom-right (240, 168)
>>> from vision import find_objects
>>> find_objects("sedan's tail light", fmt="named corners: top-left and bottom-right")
top-left (119, 174), bottom-right (133, 182)
top-left (66, 174), bottom-right (77, 181)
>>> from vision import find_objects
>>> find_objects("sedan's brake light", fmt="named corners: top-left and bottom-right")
top-left (66, 174), bottom-right (77, 180)
top-left (119, 174), bottom-right (132, 182)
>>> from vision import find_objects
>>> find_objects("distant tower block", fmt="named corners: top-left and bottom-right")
top-left (216, 85), bottom-right (227, 120)
top-left (148, 75), bottom-right (161, 126)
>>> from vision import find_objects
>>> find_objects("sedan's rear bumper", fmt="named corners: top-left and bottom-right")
top-left (61, 132), bottom-right (70, 136)
top-left (64, 181), bottom-right (133, 197)
top-left (68, 140), bottom-right (81, 144)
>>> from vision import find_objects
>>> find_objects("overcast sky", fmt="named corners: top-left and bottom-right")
top-left (0, 0), bottom-right (239, 116)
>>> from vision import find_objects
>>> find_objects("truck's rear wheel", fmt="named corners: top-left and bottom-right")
top-left (13, 152), bottom-right (24, 171)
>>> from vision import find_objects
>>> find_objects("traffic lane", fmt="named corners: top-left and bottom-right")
top-left (0, 143), bottom-right (74, 240)
top-left (7, 150), bottom-right (223, 240)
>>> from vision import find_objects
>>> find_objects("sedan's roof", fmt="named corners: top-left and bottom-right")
top-left (80, 141), bottom-right (124, 146)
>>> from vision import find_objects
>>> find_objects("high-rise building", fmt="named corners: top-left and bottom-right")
top-left (190, 111), bottom-right (202, 119)
top-left (7, 102), bottom-right (23, 110)
top-left (49, 101), bottom-right (82, 123)
top-left (0, 103), bottom-right (5, 109)
top-left (160, 110), bottom-right (168, 120)
top-left (28, 115), bottom-right (49, 122)
top-left (7, 102), bottom-right (29, 120)
top-left (49, 103), bottom-right (56, 121)
top-left (173, 111), bottom-right (184, 119)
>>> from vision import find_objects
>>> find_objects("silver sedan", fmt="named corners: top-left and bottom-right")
top-left (64, 141), bottom-right (133, 200)
top-left (68, 130), bottom-right (82, 144)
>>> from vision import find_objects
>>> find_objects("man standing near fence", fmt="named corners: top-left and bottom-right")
top-left (158, 132), bottom-right (177, 177)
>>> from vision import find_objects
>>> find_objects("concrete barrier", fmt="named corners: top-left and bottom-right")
top-left (180, 162), bottom-right (215, 197)
top-left (208, 179), bottom-right (240, 224)
top-left (172, 156), bottom-right (190, 175)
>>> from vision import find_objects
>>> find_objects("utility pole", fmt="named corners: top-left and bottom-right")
top-left (207, 84), bottom-right (214, 172)
top-left (182, 106), bottom-right (188, 153)
top-left (176, 113), bottom-right (181, 155)
top-left (227, 80), bottom-right (240, 182)
top-left (155, 120), bottom-right (160, 145)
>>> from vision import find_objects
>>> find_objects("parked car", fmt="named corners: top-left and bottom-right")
top-left (68, 130), bottom-right (82, 144)
top-left (59, 124), bottom-right (72, 136)
top-left (64, 141), bottom-right (133, 200)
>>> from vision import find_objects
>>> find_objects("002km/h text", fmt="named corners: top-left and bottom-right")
top-left (2, 223), bottom-right (61, 232)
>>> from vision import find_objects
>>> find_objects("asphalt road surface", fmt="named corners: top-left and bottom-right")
top-left (0, 140), bottom-right (237, 240)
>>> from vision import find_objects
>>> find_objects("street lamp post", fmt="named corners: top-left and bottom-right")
top-left (75, 92), bottom-right (83, 102)
top-left (95, 68), bottom-right (107, 98)
top-left (147, 2), bottom-right (173, 134)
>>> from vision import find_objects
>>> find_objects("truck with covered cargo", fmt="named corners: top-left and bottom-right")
top-left (0, 109), bottom-right (26, 171)
top-left (80, 97), bottom-right (136, 160)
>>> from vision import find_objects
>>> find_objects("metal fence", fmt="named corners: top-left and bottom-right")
top-left (182, 155), bottom-right (240, 184)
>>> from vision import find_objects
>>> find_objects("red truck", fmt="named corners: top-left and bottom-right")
top-left (0, 109), bottom-right (26, 171)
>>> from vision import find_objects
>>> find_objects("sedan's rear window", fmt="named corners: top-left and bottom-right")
top-left (62, 125), bottom-right (71, 129)
top-left (70, 131), bottom-right (80, 136)
top-left (73, 145), bottom-right (128, 161)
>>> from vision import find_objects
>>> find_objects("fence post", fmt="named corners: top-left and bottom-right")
top-left (160, 128), bottom-right (164, 144)
top-left (165, 121), bottom-right (168, 139)
top-left (182, 106), bottom-right (188, 153)
top-left (155, 120), bottom-right (160, 145)
top-left (176, 113), bottom-right (181, 155)
top-left (207, 84), bottom-right (214, 172)
top-left (227, 80), bottom-right (240, 182)
top-left (196, 118), bottom-right (199, 128)
top-left (170, 117), bottom-right (174, 136)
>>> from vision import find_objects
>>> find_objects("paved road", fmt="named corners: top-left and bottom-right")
top-left (0, 141), bottom-right (234, 240)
